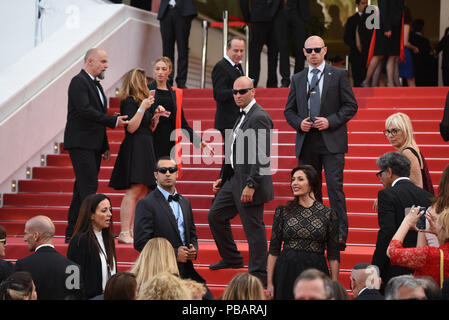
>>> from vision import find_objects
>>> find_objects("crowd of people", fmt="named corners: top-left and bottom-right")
top-left (1, 0), bottom-right (449, 302)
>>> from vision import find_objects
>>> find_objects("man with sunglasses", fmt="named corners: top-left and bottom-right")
top-left (372, 151), bottom-right (432, 293)
top-left (284, 35), bottom-right (358, 251)
top-left (133, 156), bottom-right (213, 299)
top-left (208, 76), bottom-right (273, 287)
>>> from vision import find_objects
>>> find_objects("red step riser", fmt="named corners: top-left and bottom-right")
top-left (0, 207), bottom-right (379, 230)
top-left (2, 193), bottom-right (380, 213)
top-left (17, 179), bottom-right (385, 199)
top-left (3, 237), bottom-right (375, 270)
top-left (32, 166), bottom-right (444, 186)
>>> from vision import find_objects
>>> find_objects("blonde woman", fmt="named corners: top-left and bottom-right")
top-left (137, 272), bottom-right (191, 300)
top-left (130, 237), bottom-right (179, 291)
top-left (383, 112), bottom-right (434, 194)
top-left (221, 273), bottom-right (265, 300)
top-left (109, 68), bottom-right (167, 244)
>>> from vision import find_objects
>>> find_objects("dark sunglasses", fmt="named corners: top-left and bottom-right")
top-left (156, 166), bottom-right (177, 174)
top-left (232, 88), bottom-right (253, 95)
top-left (376, 170), bottom-right (385, 178)
top-left (304, 47), bottom-right (324, 54)
top-left (0, 238), bottom-right (6, 245)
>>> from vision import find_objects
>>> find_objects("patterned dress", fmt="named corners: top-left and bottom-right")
top-left (269, 201), bottom-right (340, 300)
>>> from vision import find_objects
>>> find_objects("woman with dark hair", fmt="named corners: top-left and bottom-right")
top-left (104, 272), bottom-right (137, 300)
top-left (67, 193), bottom-right (117, 299)
top-left (0, 271), bottom-right (37, 300)
top-left (266, 165), bottom-right (340, 300)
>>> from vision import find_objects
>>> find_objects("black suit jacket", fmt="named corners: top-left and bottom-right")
top-left (221, 102), bottom-right (274, 207)
top-left (372, 179), bottom-right (433, 286)
top-left (270, 0), bottom-right (309, 21)
top-left (157, 0), bottom-right (197, 20)
top-left (344, 13), bottom-right (362, 54)
top-left (353, 288), bottom-right (385, 300)
top-left (15, 246), bottom-right (83, 300)
top-left (63, 69), bottom-right (117, 153)
top-left (284, 64), bottom-right (358, 157)
top-left (67, 232), bottom-right (115, 299)
top-left (212, 58), bottom-right (242, 131)
top-left (240, 0), bottom-right (272, 22)
top-left (133, 188), bottom-right (204, 283)
top-left (0, 259), bottom-right (14, 284)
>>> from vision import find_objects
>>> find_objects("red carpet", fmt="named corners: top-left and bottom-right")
top-left (1, 86), bottom-right (448, 298)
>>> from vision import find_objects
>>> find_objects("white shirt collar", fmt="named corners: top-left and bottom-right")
top-left (224, 54), bottom-right (241, 67)
top-left (392, 177), bottom-right (410, 187)
top-left (35, 244), bottom-right (55, 252)
top-left (85, 69), bottom-right (96, 81)
top-left (241, 99), bottom-right (256, 115)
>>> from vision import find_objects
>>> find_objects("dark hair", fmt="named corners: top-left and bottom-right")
top-left (376, 151), bottom-right (411, 178)
top-left (330, 281), bottom-right (350, 300)
top-left (104, 272), bottom-right (137, 300)
top-left (72, 193), bottom-right (116, 269)
top-left (412, 19), bottom-right (424, 33)
top-left (287, 165), bottom-right (320, 208)
top-left (0, 225), bottom-right (6, 239)
top-left (227, 36), bottom-right (245, 49)
top-left (155, 156), bottom-right (177, 170)
top-left (0, 272), bottom-right (34, 300)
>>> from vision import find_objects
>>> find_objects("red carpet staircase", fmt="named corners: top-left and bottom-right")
top-left (2, 86), bottom-right (448, 298)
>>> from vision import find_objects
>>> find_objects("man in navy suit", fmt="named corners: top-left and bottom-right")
top-left (157, 0), bottom-right (197, 88)
top-left (134, 157), bottom-right (213, 299)
top-left (284, 36), bottom-right (358, 250)
top-left (63, 48), bottom-right (128, 242)
top-left (15, 216), bottom-right (83, 300)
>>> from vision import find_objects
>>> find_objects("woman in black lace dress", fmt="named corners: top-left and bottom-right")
top-left (266, 165), bottom-right (340, 300)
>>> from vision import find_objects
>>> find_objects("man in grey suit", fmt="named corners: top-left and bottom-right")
top-left (208, 76), bottom-right (274, 286)
top-left (284, 36), bottom-right (358, 250)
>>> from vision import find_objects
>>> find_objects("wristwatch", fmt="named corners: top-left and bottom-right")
top-left (246, 181), bottom-right (255, 189)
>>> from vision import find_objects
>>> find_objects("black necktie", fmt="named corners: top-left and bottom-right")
top-left (168, 194), bottom-right (180, 202)
top-left (309, 68), bottom-right (321, 121)
top-left (240, 110), bottom-right (246, 117)
top-left (93, 79), bottom-right (106, 107)
top-left (235, 63), bottom-right (243, 76)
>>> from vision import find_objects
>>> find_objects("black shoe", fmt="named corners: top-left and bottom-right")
top-left (209, 260), bottom-right (244, 270)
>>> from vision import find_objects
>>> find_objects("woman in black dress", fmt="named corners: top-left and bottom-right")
top-left (109, 68), bottom-right (165, 244)
top-left (266, 165), bottom-right (340, 300)
top-left (149, 57), bottom-right (213, 160)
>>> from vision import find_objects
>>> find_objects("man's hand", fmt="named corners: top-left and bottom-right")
top-left (212, 179), bottom-right (222, 194)
top-left (116, 115), bottom-right (129, 127)
top-left (384, 30), bottom-right (392, 38)
top-left (187, 244), bottom-right (197, 261)
top-left (102, 150), bottom-right (111, 161)
top-left (241, 186), bottom-right (255, 203)
top-left (313, 117), bottom-right (330, 131)
top-left (300, 117), bottom-right (313, 132)
top-left (177, 246), bottom-right (189, 263)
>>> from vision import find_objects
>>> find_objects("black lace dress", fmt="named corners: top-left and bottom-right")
top-left (269, 201), bottom-right (340, 300)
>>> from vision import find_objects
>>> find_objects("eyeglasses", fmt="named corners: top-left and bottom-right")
top-left (232, 88), bottom-right (253, 95)
top-left (0, 238), bottom-right (6, 245)
top-left (383, 128), bottom-right (401, 136)
top-left (304, 47), bottom-right (325, 54)
top-left (156, 167), bottom-right (177, 174)
top-left (376, 170), bottom-right (385, 178)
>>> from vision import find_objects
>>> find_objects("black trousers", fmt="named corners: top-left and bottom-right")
top-left (248, 22), bottom-right (278, 88)
top-left (349, 50), bottom-right (366, 87)
top-left (66, 148), bottom-right (102, 240)
top-left (208, 175), bottom-right (267, 280)
top-left (298, 130), bottom-right (348, 241)
top-left (159, 7), bottom-right (193, 88)
top-left (272, 8), bottom-right (306, 87)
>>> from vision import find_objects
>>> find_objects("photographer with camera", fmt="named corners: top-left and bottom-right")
top-left (372, 151), bottom-right (433, 293)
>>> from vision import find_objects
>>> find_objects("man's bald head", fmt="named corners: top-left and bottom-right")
top-left (24, 216), bottom-right (55, 250)
top-left (233, 76), bottom-right (255, 109)
top-left (84, 48), bottom-right (108, 79)
top-left (303, 36), bottom-right (327, 68)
